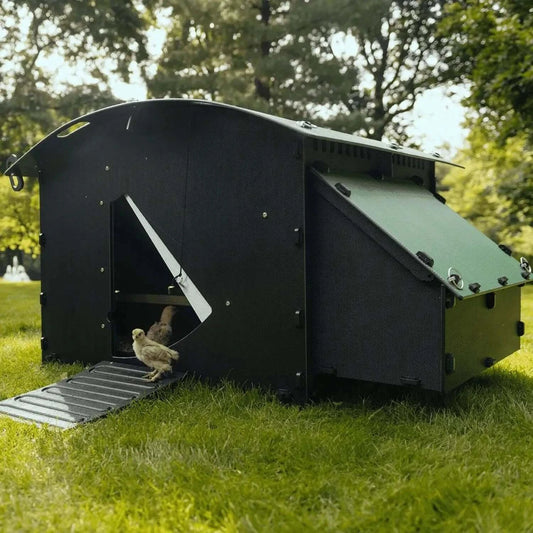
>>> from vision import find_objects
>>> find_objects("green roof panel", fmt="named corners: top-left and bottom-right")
top-left (319, 172), bottom-right (528, 298)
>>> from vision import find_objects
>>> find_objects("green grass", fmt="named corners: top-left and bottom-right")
top-left (1, 281), bottom-right (532, 532)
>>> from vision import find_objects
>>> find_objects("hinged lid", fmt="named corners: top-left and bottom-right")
top-left (315, 170), bottom-right (529, 298)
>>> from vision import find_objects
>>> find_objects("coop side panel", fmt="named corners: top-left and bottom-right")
top-left (175, 106), bottom-right (307, 395)
top-left (444, 287), bottom-right (522, 391)
top-left (307, 180), bottom-right (445, 391)
top-left (38, 121), bottom-right (121, 363)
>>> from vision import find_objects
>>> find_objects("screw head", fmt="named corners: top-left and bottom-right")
top-left (105, 165), bottom-right (110, 171)
top-left (100, 323), bottom-right (105, 329)
top-left (225, 300), bottom-right (231, 307)
top-left (262, 212), bottom-right (268, 219)
top-left (100, 267), bottom-right (105, 273)
top-left (99, 200), bottom-right (104, 206)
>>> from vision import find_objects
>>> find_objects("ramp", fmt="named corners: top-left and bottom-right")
top-left (0, 361), bottom-right (185, 429)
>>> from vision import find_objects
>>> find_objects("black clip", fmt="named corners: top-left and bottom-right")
top-left (498, 244), bottom-right (512, 256)
top-left (468, 282), bottom-right (481, 294)
top-left (334, 182), bottom-right (351, 197)
top-left (416, 251), bottom-right (434, 268)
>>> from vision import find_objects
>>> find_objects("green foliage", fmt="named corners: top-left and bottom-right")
top-left (1, 0), bottom-right (529, 259)
top-left (325, 0), bottom-right (455, 142)
top-left (148, 1), bottom-right (454, 142)
top-left (147, 0), bottom-right (354, 118)
top-left (0, 0), bottom-right (154, 252)
top-left (441, 0), bottom-right (533, 143)
top-left (0, 179), bottom-right (40, 255)
top-left (442, 127), bottom-right (533, 256)
top-left (0, 282), bottom-right (533, 531)
top-left (438, 1), bottom-right (533, 249)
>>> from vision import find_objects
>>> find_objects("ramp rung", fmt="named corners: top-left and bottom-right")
top-left (0, 361), bottom-right (184, 429)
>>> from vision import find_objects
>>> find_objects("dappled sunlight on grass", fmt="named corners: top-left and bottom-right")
top-left (0, 282), bottom-right (532, 531)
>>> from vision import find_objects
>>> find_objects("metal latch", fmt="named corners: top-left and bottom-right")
top-left (520, 257), bottom-right (531, 279)
top-left (5, 154), bottom-right (24, 191)
top-left (447, 267), bottom-right (464, 290)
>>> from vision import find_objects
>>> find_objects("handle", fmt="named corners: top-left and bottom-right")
top-left (5, 154), bottom-right (24, 191)
top-left (8, 171), bottom-right (24, 191)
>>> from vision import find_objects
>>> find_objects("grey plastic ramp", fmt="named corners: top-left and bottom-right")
top-left (0, 361), bottom-right (185, 429)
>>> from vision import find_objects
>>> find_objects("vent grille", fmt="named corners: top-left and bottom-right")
top-left (311, 139), bottom-right (426, 169)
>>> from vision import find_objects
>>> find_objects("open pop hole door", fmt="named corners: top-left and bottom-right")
top-left (111, 195), bottom-right (212, 357)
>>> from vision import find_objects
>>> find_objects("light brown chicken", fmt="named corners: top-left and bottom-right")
top-left (132, 328), bottom-right (179, 382)
top-left (146, 305), bottom-right (176, 345)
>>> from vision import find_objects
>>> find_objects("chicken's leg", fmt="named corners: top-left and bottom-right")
top-left (149, 369), bottom-right (165, 382)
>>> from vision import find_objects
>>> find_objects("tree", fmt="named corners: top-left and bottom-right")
top-left (147, 0), bottom-right (354, 118)
top-left (0, 0), bottom-right (155, 165)
top-left (148, 0), bottom-right (455, 142)
top-left (0, 0), bottom-right (155, 253)
top-left (0, 180), bottom-right (40, 255)
top-left (438, 0), bottom-right (532, 246)
top-left (440, 0), bottom-right (533, 143)
top-left (442, 126), bottom-right (533, 256)
top-left (324, 0), bottom-right (455, 142)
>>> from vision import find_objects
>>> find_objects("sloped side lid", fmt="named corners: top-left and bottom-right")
top-left (316, 171), bottom-right (529, 298)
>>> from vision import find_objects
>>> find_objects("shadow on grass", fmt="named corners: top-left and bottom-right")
top-left (310, 366), bottom-right (533, 411)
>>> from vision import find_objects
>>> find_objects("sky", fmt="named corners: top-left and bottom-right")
top-left (405, 86), bottom-right (469, 156)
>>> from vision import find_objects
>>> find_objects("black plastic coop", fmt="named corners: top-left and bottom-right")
top-left (4, 100), bottom-right (531, 402)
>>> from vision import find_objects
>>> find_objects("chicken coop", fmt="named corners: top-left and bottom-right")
top-left (4, 99), bottom-right (531, 403)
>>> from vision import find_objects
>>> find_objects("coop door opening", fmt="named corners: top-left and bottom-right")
top-left (111, 195), bottom-right (212, 356)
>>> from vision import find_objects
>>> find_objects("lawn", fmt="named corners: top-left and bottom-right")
top-left (0, 281), bottom-right (532, 532)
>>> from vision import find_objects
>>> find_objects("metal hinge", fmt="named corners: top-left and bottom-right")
top-left (400, 376), bottom-right (421, 386)
top-left (294, 309), bottom-right (305, 328)
top-left (294, 227), bottom-right (303, 246)
top-left (444, 353), bottom-right (455, 374)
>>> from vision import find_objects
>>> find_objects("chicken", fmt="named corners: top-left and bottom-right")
top-left (132, 328), bottom-right (179, 382)
top-left (146, 305), bottom-right (176, 345)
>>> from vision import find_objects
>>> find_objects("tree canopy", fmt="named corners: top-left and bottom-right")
top-left (442, 127), bottom-right (532, 256)
top-left (440, 0), bottom-right (533, 144)
top-left (0, 0), bottom-right (153, 165)
top-left (148, 0), bottom-right (455, 143)
top-left (1, 0), bottom-right (531, 258)
top-left (0, 0), bottom-right (153, 254)
top-left (438, 0), bottom-right (532, 254)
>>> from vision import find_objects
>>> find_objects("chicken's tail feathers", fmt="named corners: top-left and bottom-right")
top-left (168, 349), bottom-right (179, 360)
top-left (160, 305), bottom-right (177, 325)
